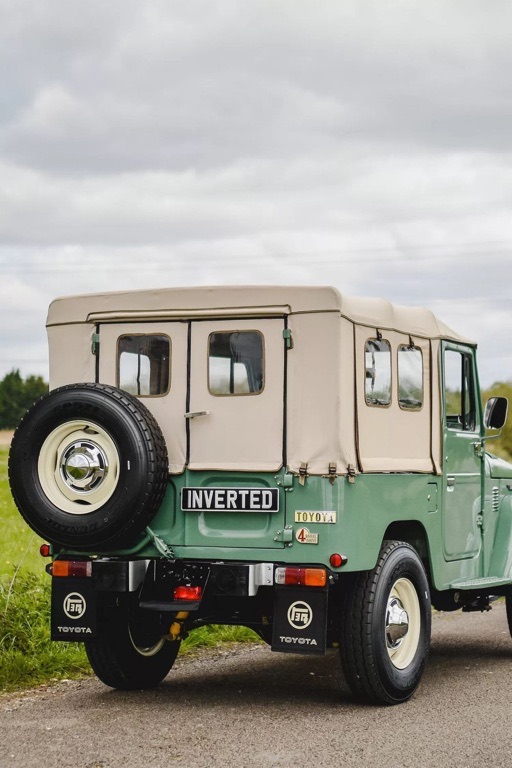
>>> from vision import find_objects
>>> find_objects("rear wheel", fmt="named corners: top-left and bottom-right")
top-left (506, 588), bottom-right (512, 638)
top-left (340, 540), bottom-right (431, 705)
top-left (85, 601), bottom-right (180, 690)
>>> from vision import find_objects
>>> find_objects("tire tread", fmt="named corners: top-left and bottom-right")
top-left (340, 540), bottom-right (429, 705)
top-left (9, 382), bottom-right (169, 548)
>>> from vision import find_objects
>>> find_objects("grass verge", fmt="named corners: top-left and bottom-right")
top-left (0, 569), bottom-right (260, 694)
top-left (0, 572), bottom-right (90, 692)
top-left (0, 447), bottom-right (45, 577)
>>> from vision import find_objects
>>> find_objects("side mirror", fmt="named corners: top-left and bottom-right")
top-left (484, 396), bottom-right (508, 430)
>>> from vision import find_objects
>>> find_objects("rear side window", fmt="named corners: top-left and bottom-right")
top-left (118, 335), bottom-right (170, 396)
top-left (365, 339), bottom-right (391, 406)
top-left (398, 345), bottom-right (423, 410)
top-left (209, 331), bottom-right (264, 395)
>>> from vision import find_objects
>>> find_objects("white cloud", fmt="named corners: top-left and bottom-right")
top-left (0, 0), bottom-right (511, 385)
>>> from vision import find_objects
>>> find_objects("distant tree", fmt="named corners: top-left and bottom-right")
top-left (0, 370), bottom-right (48, 429)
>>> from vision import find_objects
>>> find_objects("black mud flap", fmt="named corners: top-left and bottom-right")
top-left (271, 587), bottom-right (327, 655)
top-left (51, 578), bottom-right (97, 641)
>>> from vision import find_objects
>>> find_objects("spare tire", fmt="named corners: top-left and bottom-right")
top-left (8, 383), bottom-right (168, 549)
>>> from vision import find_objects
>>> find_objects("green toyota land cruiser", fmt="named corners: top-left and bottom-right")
top-left (8, 286), bottom-right (512, 704)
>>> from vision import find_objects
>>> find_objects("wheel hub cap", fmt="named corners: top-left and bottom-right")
top-left (385, 596), bottom-right (409, 649)
top-left (60, 440), bottom-right (109, 493)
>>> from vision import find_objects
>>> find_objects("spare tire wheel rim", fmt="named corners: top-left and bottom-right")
top-left (38, 421), bottom-right (120, 514)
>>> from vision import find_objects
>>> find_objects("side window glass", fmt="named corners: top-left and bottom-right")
top-left (398, 345), bottom-right (423, 410)
top-left (444, 349), bottom-right (476, 431)
top-left (118, 335), bottom-right (170, 396)
top-left (365, 339), bottom-right (391, 406)
top-left (209, 331), bottom-right (264, 396)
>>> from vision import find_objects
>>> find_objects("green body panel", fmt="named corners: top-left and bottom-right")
top-left (112, 461), bottom-right (512, 591)
top-left (146, 471), bottom-right (287, 551)
top-left (488, 454), bottom-right (512, 479)
top-left (442, 429), bottom-right (481, 561)
top-left (488, 492), bottom-right (512, 577)
top-left (485, 455), bottom-right (512, 578)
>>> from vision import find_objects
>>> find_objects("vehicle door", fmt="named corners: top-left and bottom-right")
top-left (442, 343), bottom-right (482, 560)
top-left (187, 318), bottom-right (284, 470)
top-left (184, 317), bottom-right (286, 548)
top-left (98, 317), bottom-right (287, 549)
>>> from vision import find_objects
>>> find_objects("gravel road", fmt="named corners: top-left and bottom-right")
top-left (1, 604), bottom-right (511, 768)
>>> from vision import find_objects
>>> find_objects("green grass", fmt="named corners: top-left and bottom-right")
top-left (0, 447), bottom-right (46, 577)
top-left (0, 447), bottom-right (259, 693)
top-left (0, 572), bottom-right (90, 691)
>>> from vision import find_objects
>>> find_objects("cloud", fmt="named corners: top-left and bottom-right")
top-left (0, 0), bottom-right (511, 384)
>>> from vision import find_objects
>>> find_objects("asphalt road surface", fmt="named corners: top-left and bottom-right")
top-left (1, 604), bottom-right (511, 768)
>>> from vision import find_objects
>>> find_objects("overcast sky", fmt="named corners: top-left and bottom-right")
top-left (1, 0), bottom-right (511, 387)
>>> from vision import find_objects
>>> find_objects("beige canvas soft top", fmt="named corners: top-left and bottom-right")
top-left (47, 285), bottom-right (471, 343)
top-left (47, 286), bottom-right (474, 477)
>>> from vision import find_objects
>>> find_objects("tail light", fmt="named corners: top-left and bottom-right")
top-left (173, 586), bottom-right (202, 601)
top-left (274, 567), bottom-right (327, 587)
top-left (329, 553), bottom-right (348, 568)
top-left (51, 560), bottom-right (92, 578)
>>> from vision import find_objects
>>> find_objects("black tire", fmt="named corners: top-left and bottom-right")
top-left (8, 383), bottom-right (168, 549)
top-left (340, 540), bottom-right (431, 705)
top-left (506, 589), bottom-right (512, 638)
top-left (254, 625), bottom-right (273, 645)
top-left (85, 601), bottom-right (180, 690)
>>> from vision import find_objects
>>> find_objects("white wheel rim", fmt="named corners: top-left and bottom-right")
top-left (38, 420), bottom-right (120, 515)
top-left (128, 625), bottom-right (166, 657)
top-left (385, 577), bottom-right (421, 670)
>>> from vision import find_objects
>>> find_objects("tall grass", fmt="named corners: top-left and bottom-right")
top-left (0, 447), bottom-right (45, 577)
top-left (1, 447), bottom-right (259, 693)
top-left (0, 572), bottom-right (90, 691)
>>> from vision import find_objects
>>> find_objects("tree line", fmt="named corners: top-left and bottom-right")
top-left (0, 370), bottom-right (48, 429)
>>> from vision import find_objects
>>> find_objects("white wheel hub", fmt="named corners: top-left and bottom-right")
top-left (385, 577), bottom-right (421, 670)
top-left (38, 421), bottom-right (120, 515)
top-left (128, 625), bottom-right (166, 657)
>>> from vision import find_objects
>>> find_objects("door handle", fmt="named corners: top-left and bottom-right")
top-left (447, 476), bottom-right (455, 490)
top-left (184, 411), bottom-right (211, 419)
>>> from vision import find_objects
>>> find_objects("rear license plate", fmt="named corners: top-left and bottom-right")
top-left (181, 487), bottom-right (279, 513)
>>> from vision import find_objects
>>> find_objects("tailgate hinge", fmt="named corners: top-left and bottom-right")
top-left (274, 525), bottom-right (293, 545)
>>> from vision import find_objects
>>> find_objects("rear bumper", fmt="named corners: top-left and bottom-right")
top-left (50, 556), bottom-right (334, 654)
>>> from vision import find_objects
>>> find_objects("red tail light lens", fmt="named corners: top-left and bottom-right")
top-left (52, 560), bottom-right (92, 578)
top-left (329, 553), bottom-right (348, 568)
top-left (173, 586), bottom-right (202, 601)
top-left (274, 567), bottom-right (327, 587)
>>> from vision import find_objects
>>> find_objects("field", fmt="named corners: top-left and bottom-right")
top-left (0, 443), bottom-right (258, 692)
top-left (0, 438), bottom-right (46, 578)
